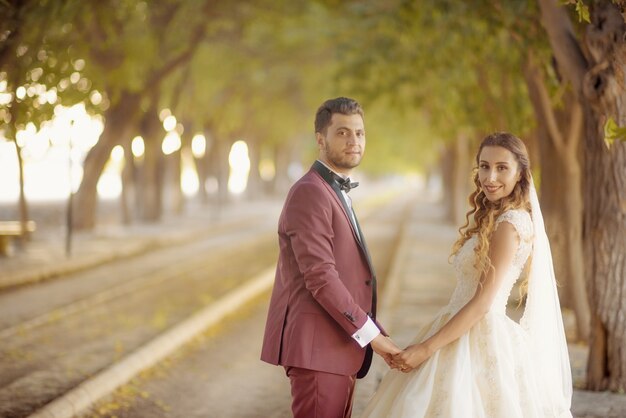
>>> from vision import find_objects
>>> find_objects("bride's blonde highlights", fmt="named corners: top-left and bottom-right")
top-left (451, 133), bottom-right (532, 291)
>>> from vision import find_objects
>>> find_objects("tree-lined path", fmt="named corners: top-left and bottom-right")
top-left (1, 0), bottom-right (625, 415)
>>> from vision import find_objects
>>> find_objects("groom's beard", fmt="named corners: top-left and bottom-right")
top-left (321, 141), bottom-right (363, 170)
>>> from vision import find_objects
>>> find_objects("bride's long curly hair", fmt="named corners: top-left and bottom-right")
top-left (451, 132), bottom-right (532, 284)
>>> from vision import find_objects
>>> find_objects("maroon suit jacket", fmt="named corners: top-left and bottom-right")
top-left (261, 162), bottom-right (380, 378)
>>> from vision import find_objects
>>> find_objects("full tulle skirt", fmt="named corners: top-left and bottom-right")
top-left (360, 310), bottom-right (548, 418)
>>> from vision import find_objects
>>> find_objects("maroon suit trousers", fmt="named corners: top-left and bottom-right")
top-left (285, 366), bottom-right (356, 418)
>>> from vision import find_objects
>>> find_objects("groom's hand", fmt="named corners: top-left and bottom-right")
top-left (370, 334), bottom-right (402, 369)
top-left (392, 343), bottom-right (433, 373)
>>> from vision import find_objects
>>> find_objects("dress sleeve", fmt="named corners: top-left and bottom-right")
top-left (495, 210), bottom-right (533, 242)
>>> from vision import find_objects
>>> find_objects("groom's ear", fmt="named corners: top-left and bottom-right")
top-left (315, 132), bottom-right (325, 150)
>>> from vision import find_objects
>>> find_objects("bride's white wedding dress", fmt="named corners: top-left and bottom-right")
top-left (361, 209), bottom-right (570, 417)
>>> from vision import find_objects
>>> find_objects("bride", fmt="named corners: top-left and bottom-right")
top-left (361, 132), bottom-right (572, 417)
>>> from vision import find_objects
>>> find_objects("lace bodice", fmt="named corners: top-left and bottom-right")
top-left (448, 209), bottom-right (533, 315)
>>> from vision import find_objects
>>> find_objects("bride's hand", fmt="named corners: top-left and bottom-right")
top-left (392, 343), bottom-right (432, 373)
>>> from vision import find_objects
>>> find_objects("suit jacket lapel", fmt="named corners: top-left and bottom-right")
top-left (352, 211), bottom-right (373, 271)
top-left (310, 162), bottom-right (375, 274)
top-left (310, 162), bottom-right (379, 320)
top-left (311, 162), bottom-right (360, 241)
top-left (352, 210), bottom-right (378, 317)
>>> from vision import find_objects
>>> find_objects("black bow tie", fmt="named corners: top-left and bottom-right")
top-left (337, 177), bottom-right (359, 193)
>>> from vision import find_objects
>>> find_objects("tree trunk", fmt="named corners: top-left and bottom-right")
top-left (272, 142), bottom-right (292, 196)
top-left (583, 2), bottom-right (626, 392)
top-left (246, 137), bottom-right (262, 199)
top-left (440, 135), bottom-right (471, 226)
top-left (7, 94), bottom-right (30, 241)
top-left (141, 140), bottom-right (164, 222)
top-left (133, 141), bottom-right (146, 221)
top-left (522, 54), bottom-right (590, 340)
top-left (440, 143), bottom-right (455, 223)
top-left (538, 0), bottom-right (626, 390)
top-left (12, 139), bottom-right (30, 241)
top-left (193, 130), bottom-right (212, 205)
top-left (170, 149), bottom-right (184, 215)
top-left (523, 131), bottom-right (541, 174)
top-left (451, 134), bottom-right (471, 227)
top-left (138, 107), bottom-right (164, 223)
top-left (214, 139), bottom-right (232, 208)
top-left (120, 140), bottom-right (135, 225)
top-left (559, 152), bottom-right (587, 334)
top-left (583, 113), bottom-right (626, 391)
top-left (194, 153), bottom-right (208, 205)
top-left (72, 91), bottom-right (141, 229)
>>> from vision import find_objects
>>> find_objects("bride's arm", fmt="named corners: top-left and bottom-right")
top-left (393, 221), bottom-right (520, 371)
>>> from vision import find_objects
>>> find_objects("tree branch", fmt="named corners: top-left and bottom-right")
top-left (140, 1), bottom-right (218, 95)
top-left (73, 8), bottom-right (125, 71)
top-left (567, 100), bottom-right (584, 156)
top-left (475, 64), bottom-right (506, 128)
top-left (523, 52), bottom-right (566, 154)
top-left (537, 0), bottom-right (589, 97)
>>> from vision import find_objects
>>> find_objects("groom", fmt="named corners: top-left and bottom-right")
top-left (261, 97), bottom-right (400, 417)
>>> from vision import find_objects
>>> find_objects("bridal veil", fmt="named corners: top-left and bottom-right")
top-left (520, 178), bottom-right (573, 416)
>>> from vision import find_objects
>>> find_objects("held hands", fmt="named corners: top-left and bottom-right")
top-left (370, 335), bottom-right (435, 373)
top-left (370, 334), bottom-right (402, 368)
top-left (390, 343), bottom-right (433, 373)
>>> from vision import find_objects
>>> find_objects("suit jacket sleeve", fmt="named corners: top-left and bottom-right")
top-left (283, 180), bottom-right (370, 335)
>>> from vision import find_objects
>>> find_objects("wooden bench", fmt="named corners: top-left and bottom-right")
top-left (0, 220), bottom-right (36, 256)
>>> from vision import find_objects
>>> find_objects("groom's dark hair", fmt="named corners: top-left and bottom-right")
top-left (314, 97), bottom-right (364, 135)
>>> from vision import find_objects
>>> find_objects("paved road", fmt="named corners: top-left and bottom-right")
top-left (0, 207), bottom-right (280, 417)
top-left (80, 192), bottom-right (415, 418)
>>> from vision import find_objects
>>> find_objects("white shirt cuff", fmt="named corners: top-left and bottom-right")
top-left (351, 317), bottom-right (380, 348)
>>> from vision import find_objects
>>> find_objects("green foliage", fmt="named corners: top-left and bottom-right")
top-left (575, 0), bottom-right (591, 22)
top-left (603, 116), bottom-right (626, 149)
top-left (359, 103), bottom-right (441, 175)
top-left (561, 0), bottom-right (591, 23)
top-left (334, 0), bottom-right (538, 156)
top-left (1, 0), bottom-right (586, 179)
top-left (171, 0), bottom-right (332, 148)
top-left (0, 0), bottom-right (96, 135)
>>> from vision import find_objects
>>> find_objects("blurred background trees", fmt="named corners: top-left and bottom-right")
top-left (1, 0), bottom-right (624, 392)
